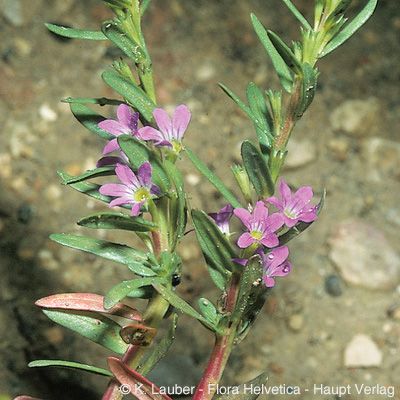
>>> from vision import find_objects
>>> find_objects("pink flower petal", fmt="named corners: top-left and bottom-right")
top-left (103, 138), bottom-right (120, 155)
top-left (266, 213), bottom-right (284, 232)
top-left (294, 186), bottom-right (313, 205)
top-left (263, 275), bottom-right (276, 288)
top-left (253, 201), bottom-right (268, 221)
top-left (98, 120), bottom-right (127, 136)
top-left (299, 210), bottom-right (318, 223)
top-left (109, 197), bottom-right (134, 207)
top-left (237, 232), bottom-right (255, 248)
top-left (283, 215), bottom-right (298, 228)
top-left (233, 208), bottom-right (252, 229)
top-left (131, 202), bottom-right (142, 216)
top-left (137, 162), bottom-right (152, 187)
top-left (261, 233), bottom-right (279, 248)
top-left (99, 183), bottom-right (132, 197)
top-left (153, 108), bottom-right (172, 137)
top-left (115, 163), bottom-right (140, 189)
top-left (96, 156), bottom-right (122, 167)
top-left (172, 104), bottom-right (191, 140)
top-left (278, 178), bottom-right (292, 204)
top-left (266, 196), bottom-right (283, 210)
top-left (138, 126), bottom-right (164, 142)
top-left (269, 246), bottom-right (289, 267)
top-left (117, 104), bottom-right (134, 128)
top-left (272, 261), bottom-right (292, 277)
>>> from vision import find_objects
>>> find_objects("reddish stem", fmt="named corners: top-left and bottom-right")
top-left (193, 272), bottom-right (241, 400)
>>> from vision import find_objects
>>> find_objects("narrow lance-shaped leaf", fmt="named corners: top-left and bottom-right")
top-left (241, 141), bottom-right (275, 197)
top-left (104, 277), bottom-right (164, 309)
top-left (28, 359), bottom-right (113, 377)
top-left (246, 82), bottom-right (273, 150)
top-left (320, 0), bottom-right (378, 57)
top-left (43, 309), bottom-right (128, 354)
top-left (108, 357), bottom-right (173, 400)
top-left (152, 284), bottom-right (219, 332)
top-left (78, 212), bottom-right (157, 233)
top-left (102, 70), bottom-right (156, 122)
top-left (293, 63), bottom-right (318, 118)
top-left (36, 293), bottom-right (142, 322)
top-left (280, 0), bottom-right (312, 30)
top-left (102, 21), bottom-right (146, 63)
top-left (267, 30), bottom-right (302, 73)
top-left (70, 103), bottom-right (113, 140)
top-left (191, 210), bottom-right (235, 286)
top-left (62, 97), bottom-right (122, 106)
top-left (251, 13), bottom-right (294, 93)
top-left (185, 147), bottom-right (242, 209)
top-left (61, 166), bottom-right (115, 185)
top-left (50, 234), bottom-right (149, 269)
top-left (45, 23), bottom-right (107, 41)
top-left (138, 313), bottom-right (178, 375)
top-left (198, 298), bottom-right (219, 326)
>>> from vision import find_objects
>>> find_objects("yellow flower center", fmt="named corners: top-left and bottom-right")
top-left (250, 230), bottom-right (263, 240)
top-left (134, 187), bottom-right (151, 202)
top-left (171, 140), bottom-right (183, 154)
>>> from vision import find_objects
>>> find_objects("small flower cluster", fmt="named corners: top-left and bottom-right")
top-left (97, 103), bottom-right (191, 216)
top-left (211, 179), bottom-right (318, 288)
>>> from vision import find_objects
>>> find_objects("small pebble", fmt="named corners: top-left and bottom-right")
top-left (195, 62), bottom-right (216, 82)
top-left (38, 249), bottom-right (59, 271)
top-left (284, 138), bottom-right (317, 169)
top-left (44, 326), bottom-right (64, 345)
top-left (1, 0), bottom-right (23, 26)
top-left (328, 138), bottom-right (350, 161)
top-left (344, 334), bottom-right (382, 368)
top-left (45, 184), bottom-right (62, 201)
top-left (324, 275), bottom-right (343, 297)
top-left (186, 173), bottom-right (200, 186)
top-left (17, 204), bottom-right (33, 224)
top-left (387, 304), bottom-right (400, 321)
top-left (287, 314), bottom-right (304, 332)
top-left (39, 103), bottom-right (58, 122)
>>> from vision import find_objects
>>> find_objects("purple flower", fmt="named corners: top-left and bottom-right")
top-left (260, 246), bottom-right (292, 288)
top-left (209, 204), bottom-right (234, 235)
top-left (99, 162), bottom-right (160, 216)
top-left (98, 104), bottom-right (139, 155)
top-left (234, 201), bottom-right (284, 249)
top-left (267, 179), bottom-right (318, 228)
top-left (138, 105), bottom-right (191, 152)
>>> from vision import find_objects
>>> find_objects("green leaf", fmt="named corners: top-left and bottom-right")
top-left (164, 160), bottom-right (187, 249)
top-left (102, 21), bottom-right (146, 63)
top-left (28, 359), bottom-right (112, 377)
top-left (251, 13), bottom-right (294, 92)
top-left (320, 0), bottom-right (378, 57)
top-left (278, 189), bottom-right (325, 245)
top-left (78, 212), bottom-right (157, 232)
top-left (280, 0), bottom-right (312, 30)
top-left (138, 313), bottom-right (178, 375)
top-left (198, 298), bottom-right (219, 326)
top-left (102, 70), bottom-right (156, 122)
top-left (219, 83), bottom-right (272, 153)
top-left (104, 278), bottom-right (163, 309)
top-left (207, 268), bottom-right (227, 291)
top-left (62, 97), bottom-right (122, 106)
top-left (118, 136), bottom-right (171, 192)
top-left (246, 82), bottom-right (273, 151)
top-left (70, 103), bottom-right (113, 140)
top-left (267, 30), bottom-right (302, 73)
top-left (141, 0), bottom-right (152, 15)
top-left (185, 147), bottom-right (241, 209)
top-left (294, 63), bottom-right (318, 118)
top-left (42, 310), bottom-right (128, 354)
top-left (191, 210), bottom-right (235, 288)
top-left (45, 23), bottom-right (107, 40)
top-left (58, 170), bottom-right (121, 206)
top-left (61, 166), bottom-right (115, 185)
top-left (50, 234), bottom-right (148, 270)
top-left (241, 141), bottom-right (274, 197)
top-left (153, 284), bottom-right (218, 331)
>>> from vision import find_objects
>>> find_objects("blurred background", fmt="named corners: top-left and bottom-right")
top-left (0, 0), bottom-right (399, 398)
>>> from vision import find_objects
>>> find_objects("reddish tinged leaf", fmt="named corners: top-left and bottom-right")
top-left (120, 323), bottom-right (157, 346)
top-left (14, 397), bottom-right (43, 400)
top-left (107, 357), bottom-right (172, 400)
top-left (35, 293), bottom-right (142, 322)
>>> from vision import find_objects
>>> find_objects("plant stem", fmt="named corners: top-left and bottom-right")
top-left (193, 272), bottom-right (241, 400)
